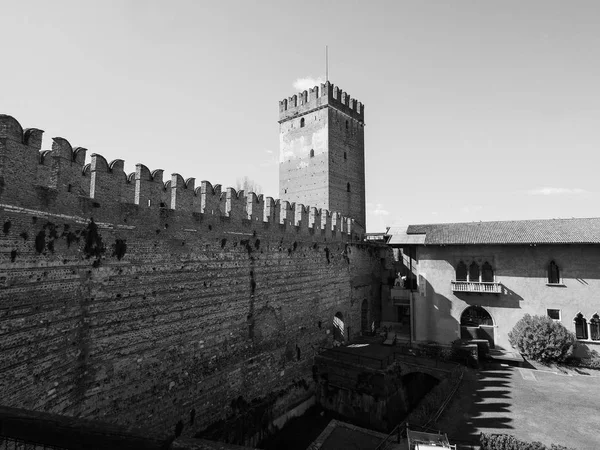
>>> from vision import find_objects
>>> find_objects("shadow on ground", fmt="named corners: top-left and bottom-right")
top-left (433, 362), bottom-right (514, 443)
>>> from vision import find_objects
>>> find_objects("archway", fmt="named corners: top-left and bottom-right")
top-left (401, 372), bottom-right (440, 412)
top-left (361, 299), bottom-right (369, 334)
top-left (333, 312), bottom-right (345, 343)
top-left (460, 306), bottom-right (495, 348)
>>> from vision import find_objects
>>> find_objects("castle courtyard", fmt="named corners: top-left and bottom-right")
top-left (436, 363), bottom-right (600, 449)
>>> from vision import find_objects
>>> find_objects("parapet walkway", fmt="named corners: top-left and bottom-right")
top-left (318, 341), bottom-right (460, 376)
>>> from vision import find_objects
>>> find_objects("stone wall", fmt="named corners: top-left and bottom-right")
top-left (0, 114), bottom-right (385, 441)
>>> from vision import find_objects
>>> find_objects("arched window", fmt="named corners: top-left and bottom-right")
top-left (333, 312), bottom-right (344, 342)
top-left (300, 118), bottom-right (305, 128)
top-left (461, 306), bottom-right (493, 327)
top-left (481, 262), bottom-right (494, 282)
top-left (346, 182), bottom-right (351, 192)
top-left (574, 313), bottom-right (588, 340)
top-left (590, 314), bottom-right (600, 341)
top-left (456, 261), bottom-right (467, 281)
top-left (468, 262), bottom-right (479, 282)
top-left (310, 149), bottom-right (314, 158)
top-left (548, 260), bottom-right (560, 284)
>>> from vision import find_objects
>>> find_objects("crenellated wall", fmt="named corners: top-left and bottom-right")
top-left (278, 81), bottom-right (364, 124)
top-left (0, 114), bottom-right (385, 443)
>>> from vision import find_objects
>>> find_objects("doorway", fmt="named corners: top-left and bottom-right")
top-left (361, 299), bottom-right (369, 334)
top-left (460, 306), bottom-right (495, 348)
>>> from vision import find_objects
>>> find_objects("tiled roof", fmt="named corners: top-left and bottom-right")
top-left (388, 231), bottom-right (426, 245)
top-left (404, 217), bottom-right (600, 245)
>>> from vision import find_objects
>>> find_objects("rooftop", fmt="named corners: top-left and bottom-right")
top-left (389, 217), bottom-right (600, 245)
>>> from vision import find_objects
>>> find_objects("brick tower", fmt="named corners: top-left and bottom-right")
top-left (278, 81), bottom-right (366, 229)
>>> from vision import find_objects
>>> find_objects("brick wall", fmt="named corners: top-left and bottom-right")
top-left (0, 114), bottom-right (384, 441)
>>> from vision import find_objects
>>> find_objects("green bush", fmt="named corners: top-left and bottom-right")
top-left (508, 314), bottom-right (576, 363)
top-left (565, 353), bottom-right (600, 370)
top-left (480, 433), bottom-right (574, 450)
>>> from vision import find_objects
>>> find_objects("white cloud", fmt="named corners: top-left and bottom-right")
top-left (373, 204), bottom-right (390, 216)
top-left (528, 187), bottom-right (588, 196)
top-left (293, 76), bottom-right (325, 92)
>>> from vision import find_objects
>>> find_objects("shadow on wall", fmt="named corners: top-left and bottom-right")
top-left (423, 278), bottom-right (510, 352)
top-left (422, 278), bottom-right (460, 346)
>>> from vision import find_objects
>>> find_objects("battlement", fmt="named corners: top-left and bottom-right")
top-left (0, 114), bottom-right (363, 239)
top-left (278, 81), bottom-right (364, 124)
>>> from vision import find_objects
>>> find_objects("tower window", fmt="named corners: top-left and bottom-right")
top-left (345, 120), bottom-right (349, 130)
top-left (347, 183), bottom-right (351, 192)
top-left (300, 118), bottom-right (305, 128)
top-left (310, 149), bottom-right (314, 158)
top-left (343, 152), bottom-right (347, 160)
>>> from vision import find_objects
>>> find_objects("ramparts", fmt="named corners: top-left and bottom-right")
top-left (0, 114), bottom-right (360, 238)
top-left (278, 81), bottom-right (365, 124)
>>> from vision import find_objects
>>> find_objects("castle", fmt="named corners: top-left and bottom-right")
top-left (0, 82), bottom-right (386, 444)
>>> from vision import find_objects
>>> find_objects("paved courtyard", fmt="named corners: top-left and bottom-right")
top-left (436, 362), bottom-right (600, 449)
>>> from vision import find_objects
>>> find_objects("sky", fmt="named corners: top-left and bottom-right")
top-left (1, 0), bottom-right (599, 232)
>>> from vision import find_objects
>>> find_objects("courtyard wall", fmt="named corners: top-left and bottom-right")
top-left (0, 114), bottom-right (385, 440)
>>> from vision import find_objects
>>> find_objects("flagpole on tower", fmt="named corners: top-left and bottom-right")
top-left (326, 45), bottom-right (329, 82)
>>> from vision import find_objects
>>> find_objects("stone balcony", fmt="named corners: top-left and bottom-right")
top-left (451, 280), bottom-right (502, 294)
top-left (390, 287), bottom-right (412, 303)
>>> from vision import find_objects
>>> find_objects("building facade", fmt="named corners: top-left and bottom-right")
top-left (278, 82), bottom-right (366, 229)
top-left (386, 218), bottom-right (600, 357)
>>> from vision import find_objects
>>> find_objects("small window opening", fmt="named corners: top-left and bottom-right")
top-left (548, 261), bottom-right (560, 284)
top-left (547, 309), bottom-right (561, 321)
top-left (468, 262), bottom-right (479, 282)
top-left (481, 262), bottom-right (494, 282)
top-left (175, 420), bottom-right (184, 438)
top-left (346, 182), bottom-right (351, 192)
top-left (456, 261), bottom-right (467, 281)
top-left (147, 199), bottom-right (151, 207)
top-left (345, 120), bottom-right (349, 130)
top-left (300, 118), bottom-right (305, 128)
top-left (574, 313), bottom-right (588, 340)
top-left (67, 184), bottom-right (72, 192)
top-left (343, 152), bottom-right (347, 160)
top-left (591, 314), bottom-right (600, 341)
top-left (310, 149), bottom-right (314, 158)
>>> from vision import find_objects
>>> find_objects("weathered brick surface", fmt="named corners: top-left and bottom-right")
top-left (0, 114), bottom-right (384, 440)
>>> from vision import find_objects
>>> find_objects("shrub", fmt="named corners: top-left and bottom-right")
top-left (480, 433), bottom-right (575, 450)
top-left (508, 314), bottom-right (576, 363)
top-left (565, 354), bottom-right (600, 370)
